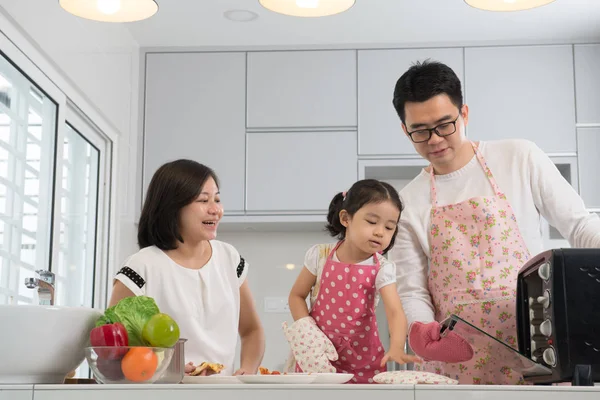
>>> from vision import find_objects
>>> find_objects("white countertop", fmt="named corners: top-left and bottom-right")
top-left (2, 383), bottom-right (598, 400)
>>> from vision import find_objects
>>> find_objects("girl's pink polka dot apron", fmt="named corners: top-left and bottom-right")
top-left (414, 141), bottom-right (531, 385)
top-left (297, 241), bottom-right (386, 383)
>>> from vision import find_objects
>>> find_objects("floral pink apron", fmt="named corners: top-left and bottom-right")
top-left (414, 141), bottom-right (531, 385)
top-left (298, 241), bottom-right (386, 383)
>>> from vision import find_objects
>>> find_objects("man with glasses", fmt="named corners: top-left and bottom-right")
top-left (389, 60), bottom-right (600, 384)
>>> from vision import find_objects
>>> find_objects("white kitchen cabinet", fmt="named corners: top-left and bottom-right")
top-left (359, 158), bottom-right (428, 196)
top-left (32, 385), bottom-right (415, 400)
top-left (144, 52), bottom-right (246, 213)
top-left (246, 50), bottom-right (357, 129)
top-left (464, 45), bottom-right (576, 154)
top-left (358, 48), bottom-right (464, 156)
top-left (246, 131), bottom-right (357, 212)
top-left (0, 386), bottom-right (32, 400)
top-left (577, 128), bottom-right (600, 210)
top-left (574, 44), bottom-right (600, 124)
top-left (415, 386), bottom-right (599, 400)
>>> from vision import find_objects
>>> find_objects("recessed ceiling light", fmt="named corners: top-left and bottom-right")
top-left (224, 9), bottom-right (259, 22)
top-left (285, 264), bottom-right (296, 270)
top-left (59, 0), bottom-right (159, 22)
top-left (464, 0), bottom-right (556, 12)
top-left (259, 0), bottom-right (355, 17)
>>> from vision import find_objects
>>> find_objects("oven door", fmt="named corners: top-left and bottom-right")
top-left (440, 314), bottom-right (552, 377)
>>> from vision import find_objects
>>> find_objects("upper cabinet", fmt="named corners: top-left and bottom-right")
top-left (246, 50), bottom-right (357, 129)
top-left (574, 44), bottom-right (600, 124)
top-left (357, 48), bottom-right (464, 156)
top-left (246, 131), bottom-right (358, 212)
top-left (464, 45), bottom-right (576, 154)
top-left (144, 52), bottom-right (246, 213)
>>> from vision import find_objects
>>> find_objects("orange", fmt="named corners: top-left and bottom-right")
top-left (121, 348), bottom-right (158, 382)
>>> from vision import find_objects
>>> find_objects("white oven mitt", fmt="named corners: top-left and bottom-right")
top-left (282, 316), bottom-right (338, 373)
top-left (373, 371), bottom-right (458, 385)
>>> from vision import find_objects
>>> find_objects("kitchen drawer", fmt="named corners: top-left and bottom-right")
top-left (32, 385), bottom-right (415, 400)
top-left (415, 385), bottom-right (600, 400)
top-left (0, 386), bottom-right (32, 400)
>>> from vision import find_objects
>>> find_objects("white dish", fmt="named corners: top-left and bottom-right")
top-left (182, 375), bottom-right (241, 384)
top-left (237, 374), bottom-right (317, 384)
top-left (311, 373), bottom-right (354, 384)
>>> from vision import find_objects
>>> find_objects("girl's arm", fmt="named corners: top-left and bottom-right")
top-left (379, 284), bottom-right (422, 366)
top-left (236, 280), bottom-right (265, 375)
top-left (288, 267), bottom-right (317, 321)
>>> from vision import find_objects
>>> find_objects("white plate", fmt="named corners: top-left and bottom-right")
top-left (311, 373), bottom-right (354, 384)
top-left (237, 374), bottom-right (317, 384)
top-left (182, 375), bottom-right (241, 384)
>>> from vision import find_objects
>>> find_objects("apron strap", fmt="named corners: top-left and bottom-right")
top-left (428, 141), bottom-right (504, 206)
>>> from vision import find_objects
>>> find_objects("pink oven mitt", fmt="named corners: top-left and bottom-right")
top-left (408, 321), bottom-right (474, 363)
top-left (282, 316), bottom-right (338, 373)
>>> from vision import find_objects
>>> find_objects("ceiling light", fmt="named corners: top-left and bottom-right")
top-left (464, 0), bottom-right (556, 11)
top-left (285, 264), bottom-right (296, 270)
top-left (59, 0), bottom-right (159, 22)
top-left (259, 0), bottom-right (355, 17)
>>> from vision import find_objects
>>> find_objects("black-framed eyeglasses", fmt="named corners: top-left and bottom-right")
top-left (406, 114), bottom-right (460, 143)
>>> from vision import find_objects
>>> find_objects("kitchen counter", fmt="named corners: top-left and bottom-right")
top-left (4, 383), bottom-right (598, 400)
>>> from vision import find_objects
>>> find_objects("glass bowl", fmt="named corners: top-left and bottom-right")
top-left (85, 346), bottom-right (174, 384)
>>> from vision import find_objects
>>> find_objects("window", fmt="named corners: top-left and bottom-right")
top-left (0, 53), bottom-right (56, 305)
top-left (55, 122), bottom-right (101, 307)
top-left (0, 47), bottom-right (113, 312)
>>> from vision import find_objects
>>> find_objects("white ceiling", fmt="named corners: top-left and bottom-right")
top-left (126, 0), bottom-right (600, 49)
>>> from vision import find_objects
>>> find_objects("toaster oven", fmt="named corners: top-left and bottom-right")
top-left (439, 248), bottom-right (600, 386)
top-left (516, 248), bottom-right (600, 385)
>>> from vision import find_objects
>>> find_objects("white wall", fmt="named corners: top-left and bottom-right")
top-left (0, 0), bottom-right (142, 277)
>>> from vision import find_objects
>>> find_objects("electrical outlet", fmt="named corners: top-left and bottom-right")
top-left (264, 297), bottom-right (289, 313)
top-left (263, 297), bottom-right (311, 313)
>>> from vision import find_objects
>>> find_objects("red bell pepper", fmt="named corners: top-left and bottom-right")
top-left (90, 322), bottom-right (129, 360)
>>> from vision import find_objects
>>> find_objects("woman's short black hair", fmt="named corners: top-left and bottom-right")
top-left (137, 159), bottom-right (219, 250)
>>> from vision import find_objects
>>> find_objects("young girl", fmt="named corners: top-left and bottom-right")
top-left (108, 159), bottom-right (265, 376)
top-left (286, 179), bottom-right (420, 383)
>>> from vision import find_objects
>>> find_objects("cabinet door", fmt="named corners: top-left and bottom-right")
top-left (246, 131), bottom-right (357, 212)
top-left (358, 48), bottom-right (464, 156)
top-left (577, 127), bottom-right (600, 209)
top-left (0, 389), bottom-right (31, 400)
top-left (144, 52), bottom-right (246, 212)
top-left (246, 50), bottom-right (357, 128)
top-left (574, 44), bottom-right (600, 124)
top-left (465, 45), bottom-right (576, 153)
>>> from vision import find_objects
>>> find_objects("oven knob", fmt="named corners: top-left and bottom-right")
top-left (538, 262), bottom-right (551, 281)
top-left (540, 319), bottom-right (552, 337)
top-left (537, 290), bottom-right (551, 309)
top-left (542, 347), bottom-right (557, 367)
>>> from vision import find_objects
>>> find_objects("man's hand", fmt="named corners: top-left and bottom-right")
top-left (408, 321), bottom-right (474, 363)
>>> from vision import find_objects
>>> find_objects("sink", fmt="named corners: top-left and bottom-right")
top-left (0, 305), bottom-right (102, 384)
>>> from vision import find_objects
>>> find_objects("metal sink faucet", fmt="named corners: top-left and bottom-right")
top-left (24, 270), bottom-right (56, 306)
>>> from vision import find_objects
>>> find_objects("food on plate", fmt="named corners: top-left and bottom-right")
top-left (93, 296), bottom-right (180, 347)
top-left (142, 312), bottom-right (180, 348)
top-left (89, 322), bottom-right (129, 359)
top-left (190, 362), bottom-right (225, 376)
top-left (121, 347), bottom-right (159, 382)
top-left (259, 366), bottom-right (282, 375)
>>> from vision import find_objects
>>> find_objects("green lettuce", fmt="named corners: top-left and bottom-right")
top-left (95, 296), bottom-right (160, 346)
